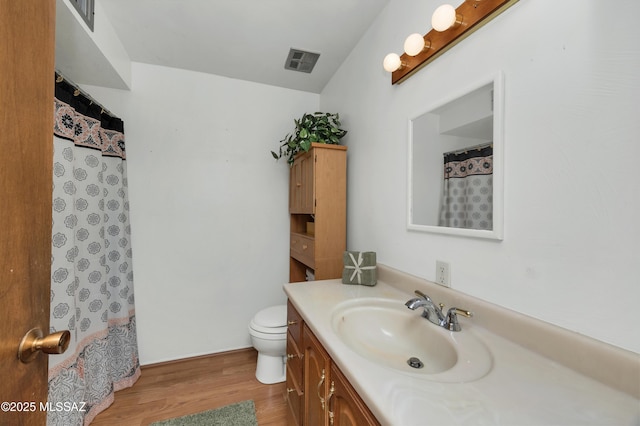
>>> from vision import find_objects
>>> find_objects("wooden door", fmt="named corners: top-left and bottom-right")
top-left (328, 364), bottom-right (380, 426)
top-left (303, 326), bottom-right (330, 426)
top-left (0, 1), bottom-right (56, 424)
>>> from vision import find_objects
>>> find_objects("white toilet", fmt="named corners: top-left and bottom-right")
top-left (248, 305), bottom-right (287, 384)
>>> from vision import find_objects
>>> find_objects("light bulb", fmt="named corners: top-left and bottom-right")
top-left (383, 53), bottom-right (403, 73)
top-left (432, 4), bottom-right (458, 31)
top-left (404, 33), bottom-right (427, 56)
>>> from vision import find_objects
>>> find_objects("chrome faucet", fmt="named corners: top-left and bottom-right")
top-left (405, 290), bottom-right (472, 332)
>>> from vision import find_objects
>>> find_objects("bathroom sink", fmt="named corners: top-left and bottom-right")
top-left (331, 298), bottom-right (493, 382)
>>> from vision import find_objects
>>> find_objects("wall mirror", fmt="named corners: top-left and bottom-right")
top-left (407, 71), bottom-right (504, 240)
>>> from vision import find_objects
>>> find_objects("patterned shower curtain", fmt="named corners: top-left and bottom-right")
top-left (438, 144), bottom-right (493, 230)
top-left (47, 76), bottom-right (140, 425)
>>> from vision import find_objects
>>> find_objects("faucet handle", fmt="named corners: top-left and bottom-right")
top-left (414, 289), bottom-right (427, 299)
top-left (445, 307), bottom-right (473, 331)
top-left (453, 308), bottom-right (472, 318)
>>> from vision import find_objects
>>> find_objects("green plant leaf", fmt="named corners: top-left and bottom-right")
top-left (272, 111), bottom-right (347, 165)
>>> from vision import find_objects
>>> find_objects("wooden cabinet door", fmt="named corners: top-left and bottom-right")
top-left (300, 152), bottom-right (315, 213)
top-left (289, 156), bottom-right (302, 212)
top-left (303, 325), bottom-right (330, 426)
top-left (328, 364), bottom-right (380, 426)
top-left (289, 150), bottom-right (315, 214)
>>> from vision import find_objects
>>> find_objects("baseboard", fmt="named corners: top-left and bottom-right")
top-left (141, 347), bottom-right (257, 369)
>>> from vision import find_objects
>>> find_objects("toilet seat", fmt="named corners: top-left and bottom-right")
top-left (249, 305), bottom-right (287, 335)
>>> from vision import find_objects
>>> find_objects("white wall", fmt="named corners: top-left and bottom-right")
top-left (321, 0), bottom-right (640, 353)
top-left (56, 0), bottom-right (131, 89)
top-left (84, 63), bottom-right (319, 364)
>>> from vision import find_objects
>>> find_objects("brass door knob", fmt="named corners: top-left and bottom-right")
top-left (18, 328), bottom-right (71, 363)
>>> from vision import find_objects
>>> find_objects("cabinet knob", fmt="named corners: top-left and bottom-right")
top-left (296, 182), bottom-right (302, 187)
top-left (302, 244), bottom-right (307, 250)
top-left (287, 353), bottom-right (296, 360)
top-left (287, 320), bottom-right (298, 326)
top-left (287, 387), bottom-right (296, 394)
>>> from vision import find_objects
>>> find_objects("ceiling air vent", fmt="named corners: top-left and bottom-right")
top-left (284, 48), bottom-right (320, 73)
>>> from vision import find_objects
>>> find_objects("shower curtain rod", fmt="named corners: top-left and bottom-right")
top-left (444, 142), bottom-right (493, 156)
top-left (55, 69), bottom-right (115, 118)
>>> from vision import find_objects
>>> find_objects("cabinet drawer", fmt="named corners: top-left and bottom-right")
top-left (287, 300), bottom-right (303, 343)
top-left (290, 233), bottom-right (315, 267)
top-left (287, 332), bottom-right (303, 384)
top-left (286, 366), bottom-right (304, 426)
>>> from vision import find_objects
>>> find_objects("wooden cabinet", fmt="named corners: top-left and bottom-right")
top-left (289, 143), bottom-right (347, 282)
top-left (286, 302), bottom-right (380, 426)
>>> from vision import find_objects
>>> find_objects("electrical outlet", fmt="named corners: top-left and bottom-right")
top-left (436, 261), bottom-right (450, 287)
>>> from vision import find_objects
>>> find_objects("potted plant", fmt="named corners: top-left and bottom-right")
top-left (271, 112), bottom-right (347, 165)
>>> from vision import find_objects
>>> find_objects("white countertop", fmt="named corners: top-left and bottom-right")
top-left (284, 278), bottom-right (640, 426)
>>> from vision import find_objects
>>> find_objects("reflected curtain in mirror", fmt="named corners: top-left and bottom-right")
top-left (438, 144), bottom-right (493, 230)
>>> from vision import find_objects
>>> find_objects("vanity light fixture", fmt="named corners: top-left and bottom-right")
top-left (431, 4), bottom-right (463, 32)
top-left (404, 33), bottom-right (432, 56)
top-left (383, 53), bottom-right (406, 73)
top-left (383, 0), bottom-right (519, 84)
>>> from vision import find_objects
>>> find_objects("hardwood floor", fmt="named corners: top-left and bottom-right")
top-left (91, 349), bottom-right (287, 425)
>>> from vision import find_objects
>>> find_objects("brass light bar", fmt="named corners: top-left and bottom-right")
top-left (391, 0), bottom-right (520, 85)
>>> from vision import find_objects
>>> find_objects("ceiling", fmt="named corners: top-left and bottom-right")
top-left (58, 0), bottom-right (389, 94)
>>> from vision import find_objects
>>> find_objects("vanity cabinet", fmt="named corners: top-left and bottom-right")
top-left (286, 302), bottom-right (379, 426)
top-left (289, 143), bottom-right (347, 282)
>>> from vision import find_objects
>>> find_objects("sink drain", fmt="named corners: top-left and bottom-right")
top-left (407, 357), bottom-right (424, 369)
